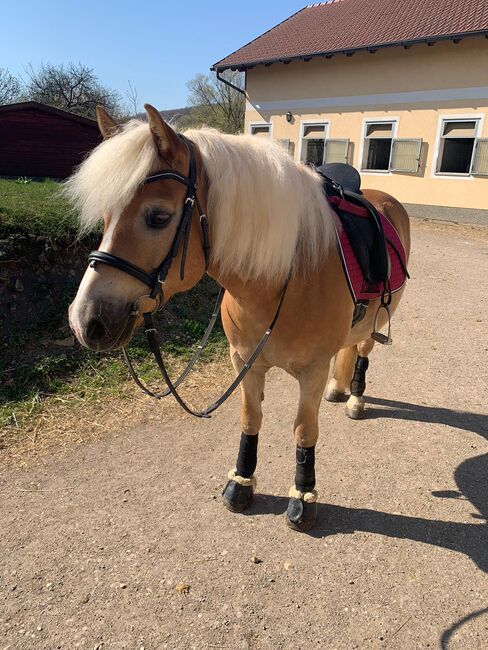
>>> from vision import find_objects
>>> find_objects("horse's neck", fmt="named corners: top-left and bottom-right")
top-left (207, 266), bottom-right (283, 311)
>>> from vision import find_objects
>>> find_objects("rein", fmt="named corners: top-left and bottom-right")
top-left (86, 135), bottom-right (288, 418)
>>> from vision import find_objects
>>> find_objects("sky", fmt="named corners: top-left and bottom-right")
top-left (1, 0), bottom-right (307, 111)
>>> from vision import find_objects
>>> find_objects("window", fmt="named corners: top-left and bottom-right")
top-left (300, 123), bottom-right (349, 166)
top-left (250, 124), bottom-right (271, 138)
top-left (362, 122), bottom-right (394, 171)
top-left (436, 119), bottom-right (480, 175)
top-left (361, 120), bottom-right (422, 173)
top-left (301, 123), bottom-right (327, 165)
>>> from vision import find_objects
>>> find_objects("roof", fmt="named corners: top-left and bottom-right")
top-left (0, 101), bottom-right (98, 127)
top-left (213, 0), bottom-right (488, 71)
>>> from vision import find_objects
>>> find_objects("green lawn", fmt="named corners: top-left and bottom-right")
top-left (0, 178), bottom-right (78, 242)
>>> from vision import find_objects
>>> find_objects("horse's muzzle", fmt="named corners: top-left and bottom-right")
top-left (69, 299), bottom-right (136, 351)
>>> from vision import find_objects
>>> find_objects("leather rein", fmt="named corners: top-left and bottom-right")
top-left (86, 135), bottom-right (288, 418)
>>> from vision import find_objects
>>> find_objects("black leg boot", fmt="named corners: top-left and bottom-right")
top-left (286, 445), bottom-right (317, 532)
top-left (346, 355), bottom-right (369, 420)
top-left (222, 433), bottom-right (258, 513)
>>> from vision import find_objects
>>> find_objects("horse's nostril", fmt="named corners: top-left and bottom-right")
top-left (86, 317), bottom-right (107, 342)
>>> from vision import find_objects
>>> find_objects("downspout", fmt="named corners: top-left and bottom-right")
top-left (215, 69), bottom-right (247, 97)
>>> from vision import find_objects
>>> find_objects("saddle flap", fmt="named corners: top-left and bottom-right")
top-left (343, 212), bottom-right (388, 284)
top-left (331, 197), bottom-right (390, 286)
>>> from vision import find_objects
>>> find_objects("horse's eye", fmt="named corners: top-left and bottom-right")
top-left (146, 210), bottom-right (172, 229)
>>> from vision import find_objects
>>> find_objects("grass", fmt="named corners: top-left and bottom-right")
top-left (0, 178), bottom-right (78, 243)
top-left (0, 280), bottom-right (229, 432)
top-left (0, 178), bottom-right (230, 453)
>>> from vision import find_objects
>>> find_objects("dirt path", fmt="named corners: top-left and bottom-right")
top-left (1, 224), bottom-right (487, 650)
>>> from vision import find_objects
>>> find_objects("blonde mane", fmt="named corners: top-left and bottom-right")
top-left (65, 121), bottom-right (337, 282)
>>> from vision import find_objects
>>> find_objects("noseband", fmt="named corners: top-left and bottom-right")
top-left (87, 135), bottom-right (210, 304)
top-left (85, 134), bottom-right (288, 418)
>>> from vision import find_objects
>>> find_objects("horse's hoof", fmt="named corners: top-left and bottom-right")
top-left (222, 479), bottom-right (254, 513)
top-left (325, 387), bottom-right (347, 403)
top-left (285, 498), bottom-right (317, 532)
top-left (346, 406), bottom-right (366, 420)
top-left (345, 395), bottom-right (366, 419)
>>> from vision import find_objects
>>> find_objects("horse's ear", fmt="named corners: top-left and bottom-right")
top-left (144, 103), bottom-right (180, 159)
top-left (96, 106), bottom-right (121, 139)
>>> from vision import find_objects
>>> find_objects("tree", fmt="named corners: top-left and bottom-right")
top-left (24, 62), bottom-right (123, 119)
top-left (182, 71), bottom-right (245, 134)
top-left (125, 80), bottom-right (140, 117)
top-left (0, 68), bottom-right (21, 105)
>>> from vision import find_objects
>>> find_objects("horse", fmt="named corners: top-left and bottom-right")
top-left (67, 104), bottom-right (410, 532)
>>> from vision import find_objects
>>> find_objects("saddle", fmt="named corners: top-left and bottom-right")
top-left (316, 163), bottom-right (409, 337)
top-left (317, 163), bottom-right (389, 286)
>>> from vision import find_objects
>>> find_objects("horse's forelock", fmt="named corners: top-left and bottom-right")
top-left (63, 120), bottom-right (158, 233)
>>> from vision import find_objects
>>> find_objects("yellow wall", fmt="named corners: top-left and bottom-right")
top-left (244, 38), bottom-right (488, 211)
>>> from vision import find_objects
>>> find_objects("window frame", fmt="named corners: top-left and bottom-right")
top-left (431, 113), bottom-right (485, 180)
top-left (298, 120), bottom-right (329, 164)
top-left (248, 122), bottom-right (272, 138)
top-left (358, 118), bottom-right (399, 174)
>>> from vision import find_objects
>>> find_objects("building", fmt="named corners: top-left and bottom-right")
top-left (0, 101), bottom-right (101, 179)
top-left (213, 0), bottom-right (488, 222)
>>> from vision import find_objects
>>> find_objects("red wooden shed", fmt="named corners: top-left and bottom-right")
top-left (0, 101), bottom-right (101, 179)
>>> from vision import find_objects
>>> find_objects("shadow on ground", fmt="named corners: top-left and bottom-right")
top-left (439, 607), bottom-right (488, 649)
top-left (247, 486), bottom-right (488, 574)
top-left (365, 396), bottom-right (488, 440)
top-left (243, 398), bottom-right (488, 574)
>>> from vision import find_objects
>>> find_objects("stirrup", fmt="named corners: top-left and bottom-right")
top-left (371, 303), bottom-right (392, 345)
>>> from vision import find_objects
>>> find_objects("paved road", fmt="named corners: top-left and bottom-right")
top-left (1, 225), bottom-right (487, 649)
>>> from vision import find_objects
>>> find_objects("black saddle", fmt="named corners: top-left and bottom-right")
top-left (317, 163), bottom-right (362, 194)
top-left (316, 163), bottom-right (390, 286)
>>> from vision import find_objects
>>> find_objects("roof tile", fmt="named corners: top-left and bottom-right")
top-left (214, 0), bottom-right (488, 69)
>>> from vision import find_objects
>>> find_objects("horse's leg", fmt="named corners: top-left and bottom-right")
top-left (325, 345), bottom-right (357, 402)
top-left (286, 364), bottom-right (329, 532)
top-left (222, 348), bottom-right (267, 513)
top-left (345, 338), bottom-right (375, 420)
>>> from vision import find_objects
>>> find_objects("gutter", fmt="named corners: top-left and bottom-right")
top-left (212, 30), bottom-right (488, 73)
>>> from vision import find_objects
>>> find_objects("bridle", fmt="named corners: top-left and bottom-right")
top-left (86, 135), bottom-right (288, 418)
top-left (88, 135), bottom-right (210, 303)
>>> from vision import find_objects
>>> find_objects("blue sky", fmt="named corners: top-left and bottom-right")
top-left (1, 0), bottom-right (307, 110)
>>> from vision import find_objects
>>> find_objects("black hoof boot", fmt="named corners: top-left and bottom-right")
top-left (286, 497), bottom-right (317, 532)
top-left (222, 478), bottom-right (254, 513)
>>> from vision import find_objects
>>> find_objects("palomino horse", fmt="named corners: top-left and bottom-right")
top-left (67, 104), bottom-right (410, 532)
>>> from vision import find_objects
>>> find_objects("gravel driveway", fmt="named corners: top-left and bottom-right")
top-left (1, 222), bottom-right (487, 649)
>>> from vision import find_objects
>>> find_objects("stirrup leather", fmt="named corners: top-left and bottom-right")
top-left (371, 287), bottom-right (393, 345)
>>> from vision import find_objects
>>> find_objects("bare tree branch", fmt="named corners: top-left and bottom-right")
top-left (125, 80), bottom-right (139, 117)
top-left (23, 62), bottom-right (123, 118)
top-left (183, 71), bottom-right (244, 133)
top-left (0, 68), bottom-right (21, 104)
